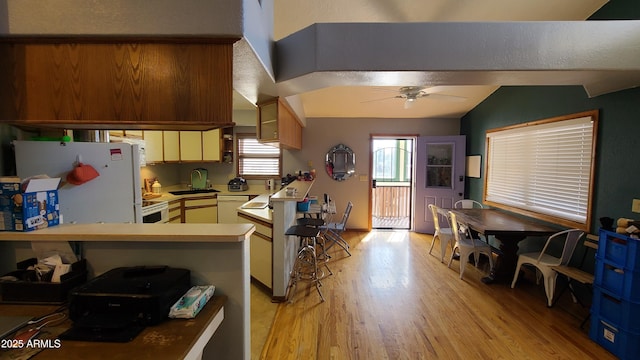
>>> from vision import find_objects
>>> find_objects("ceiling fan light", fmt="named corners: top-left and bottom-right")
top-left (404, 98), bottom-right (415, 109)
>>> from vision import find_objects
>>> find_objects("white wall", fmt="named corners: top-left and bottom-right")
top-left (284, 117), bottom-right (460, 230)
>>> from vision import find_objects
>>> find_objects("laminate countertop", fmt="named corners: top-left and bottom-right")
top-left (0, 223), bottom-right (254, 242)
top-left (237, 194), bottom-right (273, 224)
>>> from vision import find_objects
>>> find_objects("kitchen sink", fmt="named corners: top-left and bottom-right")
top-left (169, 189), bottom-right (220, 195)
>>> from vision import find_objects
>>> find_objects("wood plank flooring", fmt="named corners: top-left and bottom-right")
top-left (257, 230), bottom-right (615, 359)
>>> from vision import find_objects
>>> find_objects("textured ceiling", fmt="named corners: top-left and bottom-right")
top-left (233, 0), bottom-right (609, 121)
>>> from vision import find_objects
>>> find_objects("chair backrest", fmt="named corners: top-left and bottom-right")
top-left (428, 204), bottom-right (441, 232)
top-left (537, 229), bottom-right (585, 265)
top-left (448, 211), bottom-right (467, 243)
top-left (338, 201), bottom-right (353, 229)
top-left (454, 199), bottom-right (484, 209)
top-left (429, 204), bottom-right (452, 233)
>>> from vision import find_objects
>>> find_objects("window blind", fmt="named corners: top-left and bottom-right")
top-left (238, 137), bottom-right (280, 177)
top-left (486, 115), bottom-right (595, 225)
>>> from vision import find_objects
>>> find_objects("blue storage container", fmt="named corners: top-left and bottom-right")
top-left (591, 286), bottom-right (640, 332)
top-left (589, 314), bottom-right (640, 360)
top-left (594, 258), bottom-right (640, 302)
top-left (597, 230), bottom-right (640, 271)
top-left (297, 200), bottom-right (310, 212)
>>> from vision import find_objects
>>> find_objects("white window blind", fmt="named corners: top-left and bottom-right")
top-left (238, 136), bottom-right (280, 178)
top-left (486, 114), bottom-right (596, 226)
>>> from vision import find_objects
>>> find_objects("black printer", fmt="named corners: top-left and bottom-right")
top-left (62, 266), bottom-right (190, 342)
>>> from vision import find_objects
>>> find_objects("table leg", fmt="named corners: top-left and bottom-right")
top-left (482, 235), bottom-right (525, 284)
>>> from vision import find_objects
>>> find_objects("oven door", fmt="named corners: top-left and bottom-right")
top-left (142, 201), bottom-right (169, 223)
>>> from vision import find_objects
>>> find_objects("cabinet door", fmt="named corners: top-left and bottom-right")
top-left (258, 100), bottom-right (278, 142)
top-left (278, 101), bottom-right (302, 149)
top-left (202, 129), bottom-right (221, 162)
top-left (184, 198), bottom-right (217, 223)
top-left (144, 131), bottom-right (164, 163)
top-left (250, 232), bottom-right (273, 288)
top-left (180, 132), bottom-right (203, 161)
top-left (168, 200), bottom-right (183, 223)
top-left (184, 207), bottom-right (217, 223)
top-left (163, 131), bottom-right (180, 162)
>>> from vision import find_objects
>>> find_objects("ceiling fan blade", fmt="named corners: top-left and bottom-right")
top-left (422, 93), bottom-right (467, 102)
top-left (360, 95), bottom-right (403, 103)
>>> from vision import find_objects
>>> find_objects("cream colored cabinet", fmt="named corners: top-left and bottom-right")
top-left (143, 130), bottom-right (223, 163)
top-left (143, 130), bottom-right (180, 162)
top-left (164, 131), bottom-right (180, 162)
top-left (179, 131), bottom-right (203, 161)
top-left (143, 131), bottom-right (164, 163)
top-left (202, 129), bottom-right (221, 162)
top-left (183, 196), bottom-right (218, 223)
top-left (238, 213), bottom-right (273, 289)
top-left (168, 199), bottom-right (183, 223)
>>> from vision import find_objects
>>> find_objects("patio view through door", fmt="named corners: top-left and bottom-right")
top-left (371, 137), bottom-right (414, 230)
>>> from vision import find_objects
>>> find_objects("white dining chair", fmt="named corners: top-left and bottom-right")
top-left (427, 204), bottom-right (454, 262)
top-left (454, 199), bottom-right (484, 209)
top-left (448, 211), bottom-right (494, 280)
top-left (510, 229), bottom-right (585, 307)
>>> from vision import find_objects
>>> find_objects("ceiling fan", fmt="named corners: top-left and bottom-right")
top-left (363, 86), bottom-right (467, 109)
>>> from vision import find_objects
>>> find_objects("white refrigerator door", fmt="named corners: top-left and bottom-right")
top-left (14, 141), bottom-right (142, 224)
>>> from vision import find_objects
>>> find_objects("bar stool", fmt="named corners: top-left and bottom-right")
top-left (297, 217), bottom-right (334, 276)
top-left (285, 225), bottom-right (325, 303)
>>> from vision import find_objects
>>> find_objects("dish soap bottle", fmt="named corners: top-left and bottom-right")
top-left (152, 180), bottom-right (162, 194)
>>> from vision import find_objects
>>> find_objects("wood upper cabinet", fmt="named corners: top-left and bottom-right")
top-left (257, 98), bottom-right (302, 150)
top-left (0, 42), bottom-right (234, 130)
top-left (258, 100), bottom-right (279, 142)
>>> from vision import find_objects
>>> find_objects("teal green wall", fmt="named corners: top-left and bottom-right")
top-left (460, 0), bottom-right (640, 234)
top-left (461, 85), bottom-right (640, 233)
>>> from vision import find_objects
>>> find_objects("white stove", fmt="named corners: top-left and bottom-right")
top-left (141, 200), bottom-right (169, 223)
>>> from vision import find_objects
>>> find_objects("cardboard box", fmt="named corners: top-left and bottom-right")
top-left (0, 177), bottom-right (61, 231)
top-left (0, 177), bottom-right (21, 231)
top-left (0, 258), bottom-right (87, 304)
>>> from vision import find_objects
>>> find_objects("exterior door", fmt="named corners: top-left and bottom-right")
top-left (371, 137), bottom-right (413, 230)
top-left (414, 136), bottom-right (466, 233)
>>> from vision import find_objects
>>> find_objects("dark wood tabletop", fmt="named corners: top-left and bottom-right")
top-left (450, 208), bottom-right (562, 284)
top-left (451, 208), bottom-right (561, 238)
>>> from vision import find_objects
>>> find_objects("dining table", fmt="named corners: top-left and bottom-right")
top-left (450, 208), bottom-right (562, 284)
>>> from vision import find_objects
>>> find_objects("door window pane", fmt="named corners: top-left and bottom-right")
top-left (426, 144), bottom-right (453, 188)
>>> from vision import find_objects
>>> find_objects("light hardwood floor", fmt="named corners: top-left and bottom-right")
top-left (256, 230), bottom-right (615, 359)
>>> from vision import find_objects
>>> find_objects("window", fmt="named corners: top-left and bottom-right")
top-left (372, 139), bottom-right (412, 183)
top-left (237, 134), bottom-right (281, 179)
top-left (484, 110), bottom-right (598, 231)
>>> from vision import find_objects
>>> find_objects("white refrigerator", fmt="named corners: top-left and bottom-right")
top-left (14, 140), bottom-right (142, 224)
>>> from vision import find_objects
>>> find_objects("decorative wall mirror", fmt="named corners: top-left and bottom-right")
top-left (326, 144), bottom-right (355, 181)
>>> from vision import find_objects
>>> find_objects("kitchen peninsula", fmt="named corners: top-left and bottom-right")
top-left (237, 180), bottom-right (314, 300)
top-left (0, 223), bottom-right (254, 360)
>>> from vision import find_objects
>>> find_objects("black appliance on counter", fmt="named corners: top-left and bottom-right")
top-left (228, 177), bottom-right (248, 192)
top-left (281, 174), bottom-right (298, 188)
top-left (61, 266), bottom-right (190, 342)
